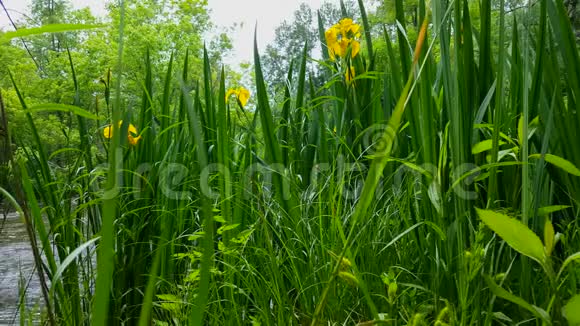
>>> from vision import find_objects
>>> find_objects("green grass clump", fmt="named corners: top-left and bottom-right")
top-left (2, 0), bottom-right (580, 325)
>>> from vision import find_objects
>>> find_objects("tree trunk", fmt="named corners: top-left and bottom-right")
top-left (0, 90), bottom-right (9, 164)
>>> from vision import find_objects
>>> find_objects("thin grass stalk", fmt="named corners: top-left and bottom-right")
top-left (488, 0), bottom-right (507, 209)
top-left (279, 60), bottom-right (294, 167)
top-left (296, 43), bottom-right (308, 181)
top-left (395, 0), bottom-right (410, 76)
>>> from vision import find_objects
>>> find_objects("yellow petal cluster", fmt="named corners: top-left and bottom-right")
top-left (325, 18), bottom-right (361, 61)
top-left (226, 87), bottom-right (250, 108)
top-left (103, 120), bottom-right (141, 145)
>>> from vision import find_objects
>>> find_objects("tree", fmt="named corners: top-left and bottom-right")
top-left (261, 3), bottom-right (317, 90)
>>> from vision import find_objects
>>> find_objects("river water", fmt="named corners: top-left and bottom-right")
top-left (0, 212), bottom-right (42, 325)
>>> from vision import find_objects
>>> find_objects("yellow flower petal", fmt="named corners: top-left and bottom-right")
top-left (103, 120), bottom-right (141, 145)
top-left (325, 26), bottom-right (337, 43)
top-left (327, 44), bottom-right (337, 61)
top-left (349, 23), bottom-right (361, 36)
top-left (237, 87), bottom-right (250, 107)
top-left (128, 123), bottom-right (138, 137)
top-left (326, 19), bottom-right (361, 61)
top-left (103, 125), bottom-right (113, 138)
top-left (325, 26), bottom-right (340, 61)
top-left (339, 39), bottom-right (349, 57)
top-left (338, 18), bottom-right (354, 32)
top-left (350, 40), bottom-right (360, 58)
top-left (225, 88), bottom-right (238, 103)
top-left (128, 135), bottom-right (141, 146)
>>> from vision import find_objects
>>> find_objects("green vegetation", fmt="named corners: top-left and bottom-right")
top-left (1, 0), bottom-right (580, 325)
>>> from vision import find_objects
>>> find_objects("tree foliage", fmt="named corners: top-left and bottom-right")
top-left (0, 0), bottom-right (230, 191)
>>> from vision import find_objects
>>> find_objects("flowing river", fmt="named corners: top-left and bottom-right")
top-left (0, 212), bottom-right (42, 325)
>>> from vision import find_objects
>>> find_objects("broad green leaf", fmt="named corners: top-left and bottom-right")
top-left (476, 208), bottom-right (546, 265)
top-left (1, 24), bottom-right (103, 43)
top-left (529, 154), bottom-right (580, 176)
top-left (27, 104), bottom-right (100, 120)
top-left (563, 294), bottom-right (580, 325)
top-left (484, 275), bottom-right (551, 325)
top-left (472, 139), bottom-right (506, 154)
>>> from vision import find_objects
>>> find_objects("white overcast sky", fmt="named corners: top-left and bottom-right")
top-left (0, 0), bottom-right (343, 66)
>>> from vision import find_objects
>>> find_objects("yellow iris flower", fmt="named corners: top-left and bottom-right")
top-left (103, 120), bottom-right (141, 145)
top-left (226, 87), bottom-right (250, 108)
top-left (325, 18), bottom-right (361, 61)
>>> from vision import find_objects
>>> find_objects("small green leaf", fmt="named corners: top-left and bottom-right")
top-left (188, 231), bottom-right (205, 241)
top-left (217, 223), bottom-right (240, 235)
top-left (338, 271), bottom-right (359, 287)
top-left (563, 294), bottom-right (580, 325)
top-left (231, 228), bottom-right (254, 244)
top-left (156, 294), bottom-right (180, 302)
top-left (484, 275), bottom-right (551, 325)
top-left (557, 252), bottom-right (580, 280)
top-left (472, 139), bottom-right (506, 154)
top-left (476, 208), bottom-right (546, 265)
top-left (493, 312), bottom-right (513, 322)
top-left (428, 180), bottom-right (442, 215)
top-left (213, 215), bottom-right (226, 223)
top-left (156, 294), bottom-right (182, 314)
top-left (518, 115), bottom-right (539, 145)
top-left (538, 205), bottom-right (571, 216)
top-left (184, 270), bottom-right (200, 283)
top-left (529, 154), bottom-right (580, 176)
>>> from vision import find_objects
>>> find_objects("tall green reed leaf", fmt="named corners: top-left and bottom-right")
top-left (92, 1), bottom-right (126, 324)
top-left (186, 49), bottom-right (215, 326)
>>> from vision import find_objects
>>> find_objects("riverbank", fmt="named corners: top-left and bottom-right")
top-left (0, 212), bottom-right (42, 325)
